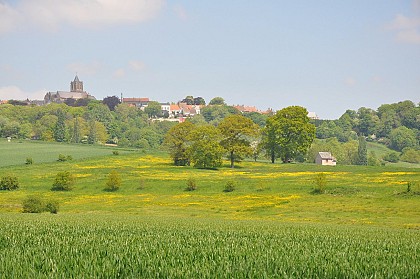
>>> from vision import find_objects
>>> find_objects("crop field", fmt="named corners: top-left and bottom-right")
top-left (0, 214), bottom-right (419, 278)
top-left (0, 141), bottom-right (419, 277)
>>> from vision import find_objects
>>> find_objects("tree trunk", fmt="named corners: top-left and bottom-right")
top-left (230, 151), bottom-right (234, 168)
top-left (271, 149), bottom-right (275, 163)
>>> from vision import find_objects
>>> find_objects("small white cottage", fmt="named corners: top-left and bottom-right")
top-left (316, 152), bottom-right (337, 166)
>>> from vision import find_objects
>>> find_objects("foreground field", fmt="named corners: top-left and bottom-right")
top-left (0, 214), bottom-right (418, 278)
top-left (1, 141), bottom-right (419, 277)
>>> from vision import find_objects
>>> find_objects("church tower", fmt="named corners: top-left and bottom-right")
top-left (70, 75), bottom-right (84, 92)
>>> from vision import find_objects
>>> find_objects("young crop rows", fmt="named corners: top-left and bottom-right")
top-left (0, 214), bottom-right (418, 278)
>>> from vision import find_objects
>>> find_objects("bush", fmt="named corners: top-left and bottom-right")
top-left (25, 157), bottom-right (33, 165)
top-left (45, 200), bottom-right (60, 214)
top-left (383, 152), bottom-right (400, 163)
top-left (105, 171), bottom-right (121, 192)
top-left (22, 196), bottom-right (44, 213)
top-left (0, 175), bottom-right (19, 191)
top-left (51, 171), bottom-right (75, 191)
top-left (112, 150), bottom-right (119, 155)
top-left (57, 154), bottom-right (72, 162)
top-left (58, 154), bottom-right (67, 162)
top-left (400, 148), bottom-right (420, 164)
top-left (224, 180), bottom-right (236, 192)
top-left (312, 173), bottom-right (327, 194)
top-left (22, 196), bottom-right (60, 214)
top-left (185, 178), bottom-right (197, 191)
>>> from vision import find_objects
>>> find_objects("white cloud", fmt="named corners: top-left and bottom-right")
top-left (129, 60), bottom-right (146, 71)
top-left (0, 86), bottom-right (46, 100)
top-left (0, 0), bottom-right (164, 34)
top-left (388, 14), bottom-right (420, 30)
top-left (113, 68), bottom-right (125, 78)
top-left (388, 12), bottom-right (420, 45)
top-left (67, 62), bottom-right (104, 76)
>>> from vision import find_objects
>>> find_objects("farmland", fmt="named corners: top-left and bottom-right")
top-left (0, 140), bottom-right (419, 277)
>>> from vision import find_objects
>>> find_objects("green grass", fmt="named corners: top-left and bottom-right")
top-left (0, 139), bottom-right (133, 167)
top-left (0, 143), bottom-right (419, 277)
top-left (0, 214), bottom-right (418, 278)
top-left (1, 149), bottom-right (419, 228)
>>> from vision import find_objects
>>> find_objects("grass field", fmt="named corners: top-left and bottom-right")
top-left (0, 139), bottom-right (132, 168)
top-left (0, 141), bottom-right (419, 277)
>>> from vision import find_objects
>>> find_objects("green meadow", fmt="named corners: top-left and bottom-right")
top-left (0, 140), bottom-right (419, 277)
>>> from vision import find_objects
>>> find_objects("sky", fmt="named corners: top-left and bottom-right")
top-left (0, 0), bottom-right (419, 119)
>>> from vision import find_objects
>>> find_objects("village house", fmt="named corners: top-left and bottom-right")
top-left (122, 97), bottom-right (150, 109)
top-left (44, 75), bottom-right (96, 104)
top-left (316, 152), bottom-right (337, 166)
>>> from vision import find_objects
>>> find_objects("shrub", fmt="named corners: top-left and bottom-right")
top-left (25, 157), bottom-right (33, 165)
top-left (105, 171), bottom-right (121, 192)
top-left (0, 175), bottom-right (19, 191)
top-left (113, 150), bottom-right (119, 155)
top-left (22, 196), bottom-right (60, 214)
top-left (66, 155), bottom-right (73, 161)
top-left (58, 154), bottom-right (67, 162)
top-left (45, 200), bottom-right (60, 214)
top-left (224, 180), bottom-right (236, 192)
top-left (22, 196), bottom-right (45, 213)
top-left (185, 178), bottom-right (197, 191)
top-left (312, 173), bottom-right (327, 194)
top-left (383, 152), bottom-right (399, 163)
top-left (400, 148), bottom-right (420, 164)
top-left (51, 171), bottom-right (75, 191)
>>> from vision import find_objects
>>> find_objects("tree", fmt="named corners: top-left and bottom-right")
top-left (181, 96), bottom-right (194, 105)
top-left (163, 121), bottom-right (194, 166)
top-left (54, 109), bottom-right (66, 142)
top-left (144, 101), bottom-right (162, 118)
top-left (389, 126), bottom-right (417, 151)
top-left (262, 106), bottom-right (315, 163)
top-left (188, 125), bottom-right (224, 169)
top-left (51, 171), bottom-right (75, 191)
top-left (356, 136), bottom-right (367, 165)
top-left (193, 96), bottom-right (206, 105)
top-left (218, 114), bottom-right (259, 168)
top-left (103, 96), bottom-right (120, 111)
top-left (209, 97), bottom-right (226, 106)
top-left (105, 171), bottom-right (121, 191)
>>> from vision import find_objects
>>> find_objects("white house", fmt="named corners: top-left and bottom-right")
top-left (316, 152), bottom-right (337, 166)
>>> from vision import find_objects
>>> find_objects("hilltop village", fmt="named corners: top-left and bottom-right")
top-left (1, 75), bottom-right (319, 122)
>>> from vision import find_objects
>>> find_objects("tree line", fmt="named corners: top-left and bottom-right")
top-left (0, 97), bottom-right (418, 165)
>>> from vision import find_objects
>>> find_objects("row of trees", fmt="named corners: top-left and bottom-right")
top-left (0, 101), bottom-right (176, 148)
top-left (315, 100), bottom-right (419, 152)
top-left (165, 106), bottom-right (315, 168)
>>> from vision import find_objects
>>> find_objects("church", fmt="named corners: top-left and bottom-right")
top-left (44, 75), bottom-right (96, 104)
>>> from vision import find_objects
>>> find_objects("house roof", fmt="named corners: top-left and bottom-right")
top-left (234, 105), bottom-right (259, 113)
top-left (318, 152), bottom-right (334, 159)
top-left (56, 91), bottom-right (88, 99)
top-left (170, 104), bottom-right (181, 111)
top-left (123, 98), bottom-right (149, 103)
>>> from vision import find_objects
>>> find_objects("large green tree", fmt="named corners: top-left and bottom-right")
top-left (262, 106), bottom-right (315, 163)
top-left (163, 121), bottom-right (194, 166)
top-left (188, 125), bottom-right (224, 169)
top-left (218, 114), bottom-right (259, 168)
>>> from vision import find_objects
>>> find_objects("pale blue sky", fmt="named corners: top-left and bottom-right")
top-left (1, 0), bottom-right (419, 119)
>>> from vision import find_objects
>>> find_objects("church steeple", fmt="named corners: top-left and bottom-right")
top-left (70, 74), bottom-right (84, 92)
